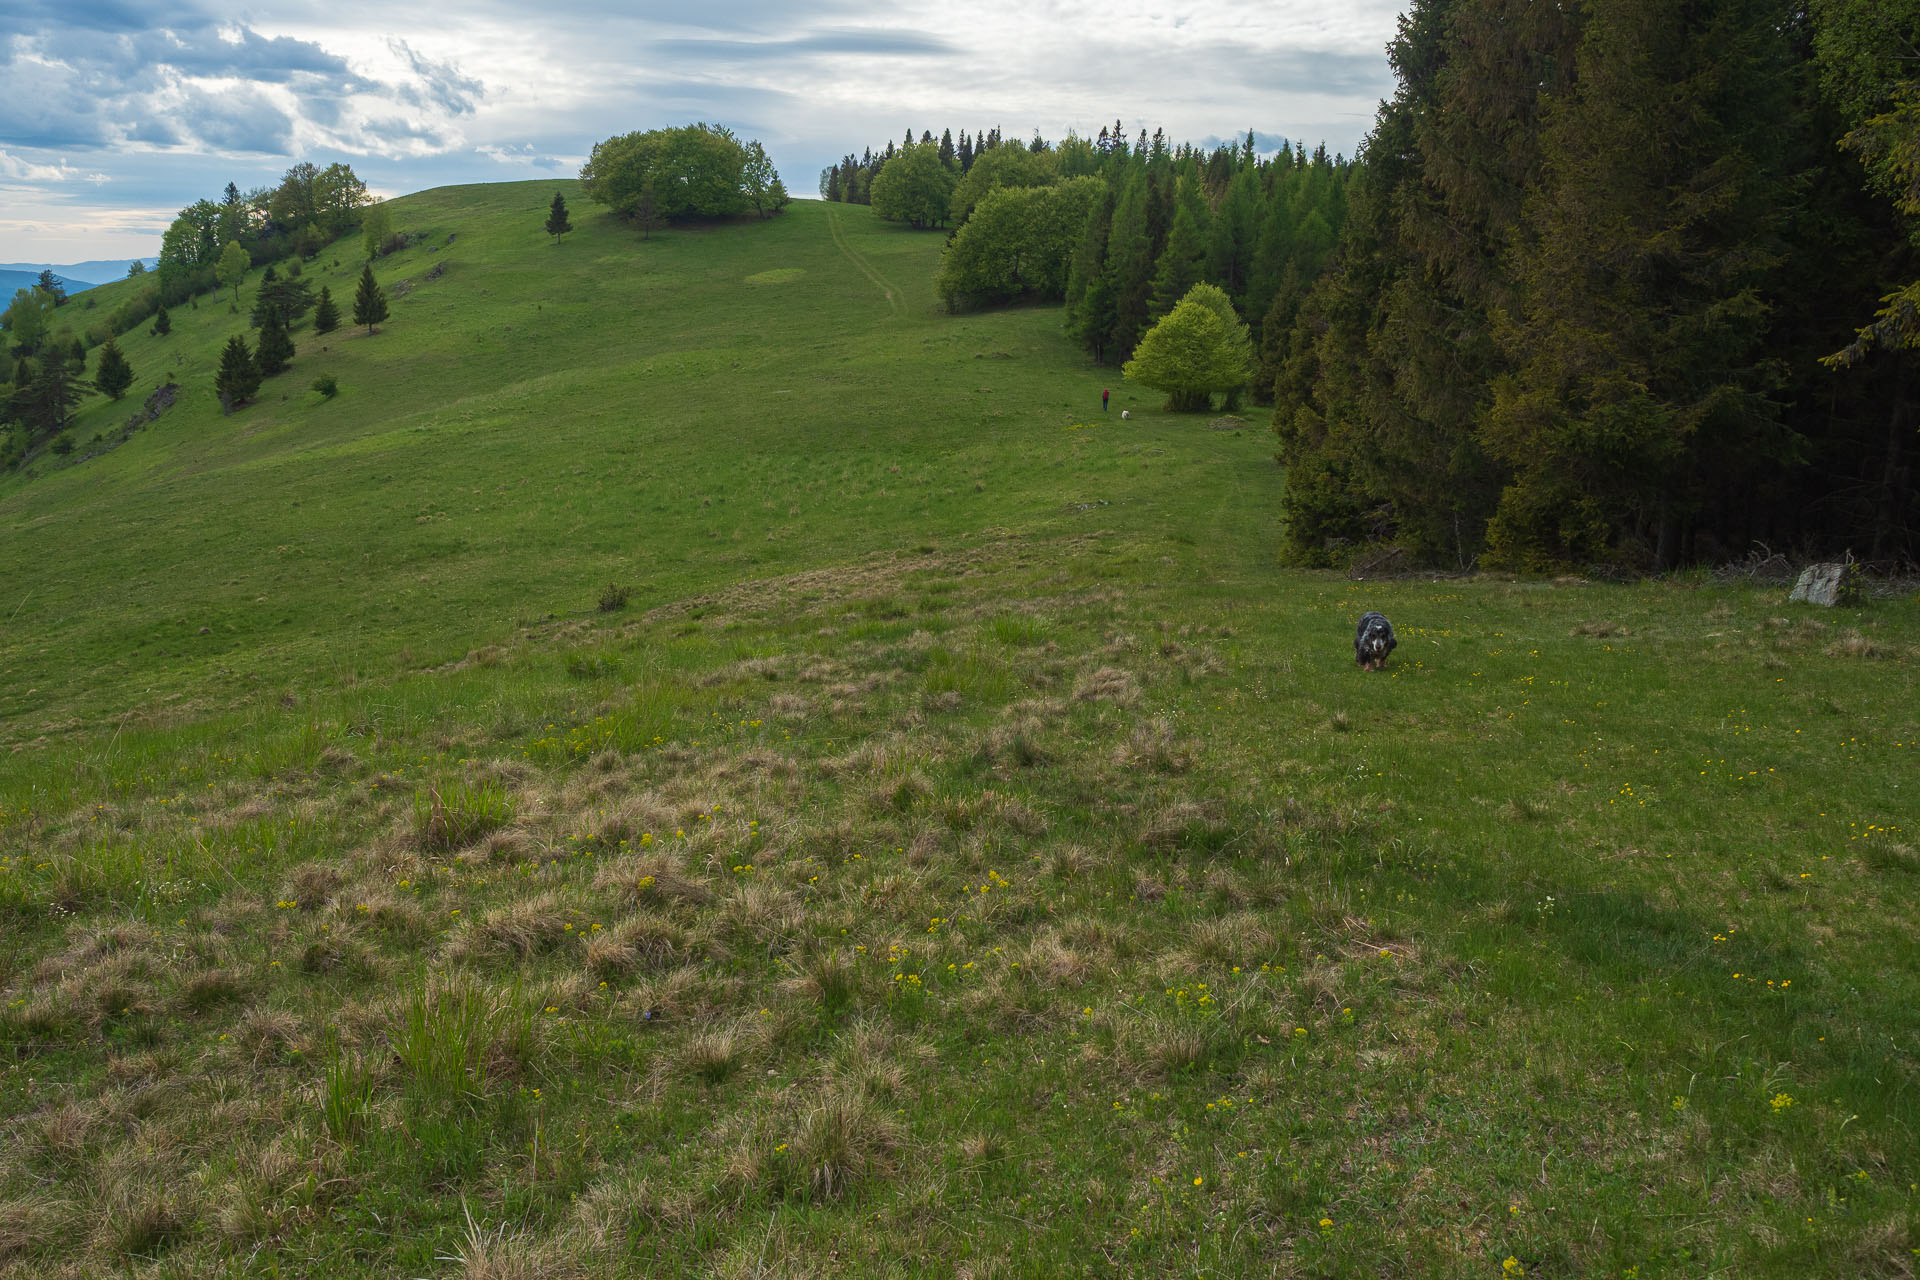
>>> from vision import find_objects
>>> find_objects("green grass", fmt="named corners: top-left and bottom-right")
top-left (1, 187), bottom-right (1917, 1278)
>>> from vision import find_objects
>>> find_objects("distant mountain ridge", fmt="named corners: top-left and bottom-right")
top-left (0, 259), bottom-right (144, 295)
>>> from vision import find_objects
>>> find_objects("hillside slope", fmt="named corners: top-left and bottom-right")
top-left (2, 187), bottom-right (1253, 741)
top-left (0, 183), bottom-right (1916, 1279)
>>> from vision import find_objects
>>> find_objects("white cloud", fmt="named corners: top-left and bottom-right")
top-left (0, 0), bottom-right (1403, 260)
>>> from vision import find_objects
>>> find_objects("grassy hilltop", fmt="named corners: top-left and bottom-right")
top-left (1, 186), bottom-right (1918, 1278)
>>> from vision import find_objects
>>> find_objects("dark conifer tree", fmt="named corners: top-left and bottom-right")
top-left (1064, 185), bottom-right (1119, 362)
top-left (152, 305), bottom-right (171, 337)
top-left (546, 191), bottom-right (572, 244)
top-left (352, 262), bottom-right (388, 334)
top-left (1102, 171), bottom-right (1158, 362)
top-left (215, 334), bottom-right (260, 411)
top-left (1147, 182), bottom-right (1211, 322)
top-left (939, 128), bottom-right (957, 170)
top-left (1483, 0), bottom-right (1798, 569)
top-left (94, 338), bottom-right (133, 400)
top-left (312, 286), bottom-right (339, 335)
top-left (23, 350), bottom-right (81, 440)
top-left (255, 310), bottom-right (294, 376)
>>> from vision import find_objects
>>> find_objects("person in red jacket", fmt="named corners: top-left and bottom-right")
top-left (1102, 388), bottom-right (1109, 413)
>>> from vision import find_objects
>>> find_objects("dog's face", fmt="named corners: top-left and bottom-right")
top-left (1355, 613), bottom-right (1396, 670)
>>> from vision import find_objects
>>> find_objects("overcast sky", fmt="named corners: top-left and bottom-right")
top-left (1, 1), bottom-right (1404, 268)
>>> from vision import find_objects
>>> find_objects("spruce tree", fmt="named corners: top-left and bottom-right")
top-left (255, 310), bottom-right (294, 376)
top-left (152, 305), bottom-right (171, 337)
top-left (94, 338), bottom-right (133, 401)
top-left (1483, 0), bottom-right (1796, 569)
top-left (23, 352), bottom-right (80, 441)
top-left (352, 263), bottom-right (388, 334)
top-left (1102, 171), bottom-right (1159, 361)
top-left (215, 335), bottom-right (260, 411)
top-left (546, 192), bottom-right (572, 244)
top-left (313, 286), bottom-right (339, 335)
top-left (1064, 185), bottom-right (1118, 362)
top-left (1146, 191), bottom-right (1209, 323)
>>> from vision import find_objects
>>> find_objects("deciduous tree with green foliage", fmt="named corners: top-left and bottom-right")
top-left (2, 287), bottom-right (56, 355)
top-left (362, 202), bottom-right (392, 261)
top-left (216, 240), bottom-right (251, 305)
top-left (936, 178), bottom-right (1102, 309)
top-left (353, 264), bottom-right (388, 334)
top-left (949, 143), bottom-right (1061, 225)
top-left (580, 124), bottom-right (782, 225)
top-left (1123, 282), bottom-right (1253, 411)
top-left (869, 141), bottom-right (957, 229)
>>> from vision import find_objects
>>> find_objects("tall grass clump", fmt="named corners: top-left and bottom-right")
top-left (412, 781), bottom-right (515, 852)
top-left (321, 1029), bottom-right (376, 1140)
top-left (388, 978), bottom-right (501, 1106)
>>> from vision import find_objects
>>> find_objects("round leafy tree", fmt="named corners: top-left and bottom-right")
top-left (1121, 282), bottom-right (1254, 412)
top-left (869, 141), bottom-right (957, 229)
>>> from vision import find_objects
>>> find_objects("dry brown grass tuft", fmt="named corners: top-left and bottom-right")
top-left (232, 1006), bottom-right (307, 1065)
top-left (32, 922), bottom-right (155, 982)
top-left (0, 1193), bottom-right (78, 1262)
top-left (279, 861), bottom-right (342, 911)
top-left (1825, 629), bottom-right (1896, 660)
top-left (593, 855), bottom-right (713, 906)
top-left (28, 1102), bottom-right (95, 1167)
top-left (1116, 717), bottom-right (1195, 773)
top-left (783, 948), bottom-right (860, 1014)
top-left (769, 692), bottom-right (812, 720)
top-left (178, 966), bottom-right (253, 1015)
top-left (585, 910), bottom-right (697, 979)
top-left (723, 878), bottom-right (804, 953)
top-left (1018, 933), bottom-right (1089, 987)
top-left (448, 890), bottom-right (577, 963)
top-left (1137, 801), bottom-right (1231, 852)
top-left (94, 1177), bottom-right (190, 1258)
top-left (619, 965), bottom-right (709, 1024)
top-left (1184, 912), bottom-right (1276, 969)
top-left (1073, 664), bottom-right (1142, 706)
top-left (790, 1084), bottom-right (904, 1201)
top-left (1571, 621), bottom-right (1629, 638)
top-left (681, 1026), bottom-right (747, 1084)
top-left (450, 1206), bottom-right (585, 1280)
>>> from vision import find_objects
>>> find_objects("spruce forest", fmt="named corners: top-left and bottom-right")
top-left (830, 0), bottom-right (1919, 573)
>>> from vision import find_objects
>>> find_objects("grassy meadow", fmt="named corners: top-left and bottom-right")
top-left (1, 187), bottom-right (1918, 1278)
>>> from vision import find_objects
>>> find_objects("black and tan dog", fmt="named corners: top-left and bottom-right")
top-left (1354, 611), bottom-right (1397, 671)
